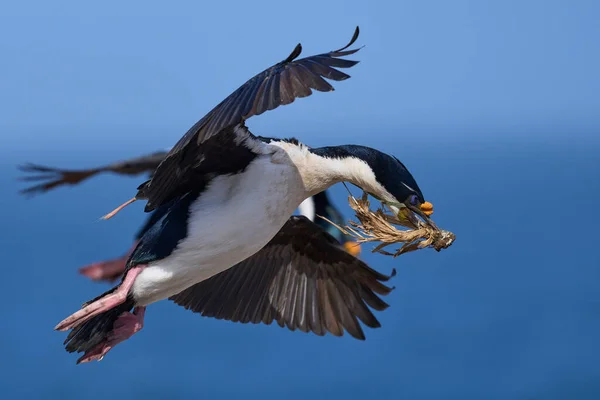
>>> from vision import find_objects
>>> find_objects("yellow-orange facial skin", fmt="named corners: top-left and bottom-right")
top-left (396, 207), bottom-right (413, 221)
top-left (420, 201), bottom-right (434, 216)
top-left (343, 241), bottom-right (362, 257)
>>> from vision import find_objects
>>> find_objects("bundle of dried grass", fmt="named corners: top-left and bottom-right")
top-left (321, 192), bottom-right (455, 257)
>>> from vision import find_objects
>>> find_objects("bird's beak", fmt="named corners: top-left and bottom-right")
top-left (343, 241), bottom-right (362, 257)
top-left (407, 203), bottom-right (438, 230)
top-left (420, 201), bottom-right (434, 216)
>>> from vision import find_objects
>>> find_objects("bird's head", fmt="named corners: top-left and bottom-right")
top-left (310, 145), bottom-right (436, 229)
top-left (366, 152), bottom-right (437, 229)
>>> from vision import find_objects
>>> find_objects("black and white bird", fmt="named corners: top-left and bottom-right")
top-left (18, 152), bottom-right (361, 281)
top-left (55, 27), bottom-right (436, 364)
top-left (298, 190), bottom-right (362, 257)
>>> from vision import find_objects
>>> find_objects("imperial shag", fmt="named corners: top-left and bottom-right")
top-left (18, 152), bottom-right (361, 281)
top-left (54, 27), bottom-right (436, 364)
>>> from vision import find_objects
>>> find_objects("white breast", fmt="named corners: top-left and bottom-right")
top-left (131, 151), bottom-right (308, 306)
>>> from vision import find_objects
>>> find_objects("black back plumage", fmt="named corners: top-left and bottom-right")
top-left (126, 190), bottom-right (200, 269)
top-left (137, 27), bottom-right (362, 212)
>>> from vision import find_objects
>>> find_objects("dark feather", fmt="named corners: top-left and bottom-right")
top-left (169, 214), bottom-right (395, 340)
top-left (63, 289), bottom-right (135, 357)
top-left (126, 190), bottom-right (200, 270)
top-left (139, 27), bottom-right (362, 211)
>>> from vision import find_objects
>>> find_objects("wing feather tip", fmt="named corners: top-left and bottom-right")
top-left (283, 43), bottom-right (303, 64)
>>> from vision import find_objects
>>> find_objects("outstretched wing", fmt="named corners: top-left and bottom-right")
top-left (169, 215), bottom-right (395, 340)
top-left (17, 150), bottom-right (168, 196)
top-left (139, 27), bottom-right (362, 211)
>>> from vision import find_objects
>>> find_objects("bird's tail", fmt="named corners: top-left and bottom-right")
top-left (62, 288), bottom-right (135, 357)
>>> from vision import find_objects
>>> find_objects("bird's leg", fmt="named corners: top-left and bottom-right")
top-left (76, 306), bottom-right (146, 364)
top-left (55, 266), bottom-right (145, 332)
top-left (78, 241), bottom-right (139, 282)
top-left (101, 197), bottom-right (137, 220)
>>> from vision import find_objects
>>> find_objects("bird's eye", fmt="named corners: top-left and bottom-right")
top-left (409, 194), bottom-right (419, 206)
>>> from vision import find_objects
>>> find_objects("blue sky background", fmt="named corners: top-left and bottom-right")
top-left (1, 1), bottom-right (599, 399)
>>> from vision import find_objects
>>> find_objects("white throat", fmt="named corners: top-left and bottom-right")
top-left (271, 141), bottom-right (394, 201)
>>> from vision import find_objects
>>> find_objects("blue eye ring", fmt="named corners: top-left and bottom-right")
top-left (409, 194), bottom-right (419, 206)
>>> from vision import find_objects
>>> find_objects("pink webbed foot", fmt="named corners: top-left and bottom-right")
top-left (55, 265), bottom-right (145, 332)
top-left (77, 307), bottom-right (146, 364)
top-left (78, 241), bottom-right (139, 283)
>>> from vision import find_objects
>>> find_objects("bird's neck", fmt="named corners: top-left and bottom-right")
top-left (289, 145), bottom-right (392, 199)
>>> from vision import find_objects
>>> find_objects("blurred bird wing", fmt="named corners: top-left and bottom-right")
top-left (17, 150), bottom-right (168, 195)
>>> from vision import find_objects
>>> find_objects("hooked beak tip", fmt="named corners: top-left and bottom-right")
top-left (420, 201), bottom-right (434, 216)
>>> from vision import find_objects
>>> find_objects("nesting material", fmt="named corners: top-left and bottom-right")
top-left (320, 192), bottom-right (456, 257)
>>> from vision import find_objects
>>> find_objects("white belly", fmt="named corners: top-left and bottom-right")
top-left (131, 155), bottom-right (307, 306)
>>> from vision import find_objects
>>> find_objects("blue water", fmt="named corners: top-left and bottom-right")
top-left (1, 137), bottom-right (598, 399)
